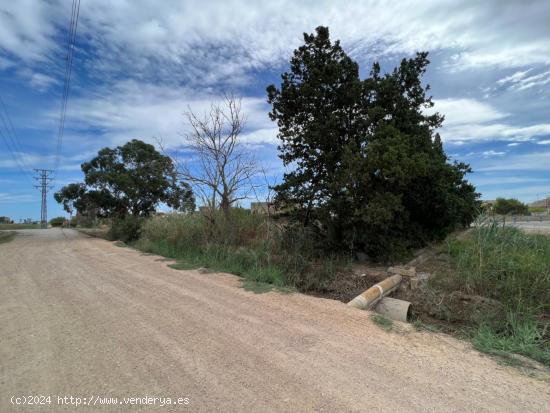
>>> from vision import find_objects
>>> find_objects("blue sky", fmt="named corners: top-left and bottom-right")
top-left (1, 0), bottom-right (550, 221)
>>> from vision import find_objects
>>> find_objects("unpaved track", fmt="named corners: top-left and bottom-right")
top-left (1, 229), bottom-right (548, 412)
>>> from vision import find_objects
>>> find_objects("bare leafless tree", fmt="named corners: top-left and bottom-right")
top-left (174, 94), bottom-right (259, 220)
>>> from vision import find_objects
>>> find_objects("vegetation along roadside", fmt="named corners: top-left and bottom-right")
top-left (53, 26), bottom-right (548, 369)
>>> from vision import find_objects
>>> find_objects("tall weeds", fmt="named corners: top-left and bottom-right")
top-left (135, 209), bottom-right (341, 291)
top-left (446, 215), bottom-right (550, 364)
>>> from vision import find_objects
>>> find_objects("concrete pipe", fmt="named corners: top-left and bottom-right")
top-left (347, 274), bottom-right (402, 310)
top-left (374, 297), bottom-right (411, 322)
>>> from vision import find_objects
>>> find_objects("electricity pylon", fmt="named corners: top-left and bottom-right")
top-left (33, 169), bottom-right (53, 229)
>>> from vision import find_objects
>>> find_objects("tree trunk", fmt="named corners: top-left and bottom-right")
top-left (221, 196), bottom-right (230, 221)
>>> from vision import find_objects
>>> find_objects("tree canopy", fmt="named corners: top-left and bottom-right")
top-left (55, 139), bottom-right (195, 219)
top-left (493, 198), bottom-right (529, 215)
top-left (267, 26), bottom-right (479, 259)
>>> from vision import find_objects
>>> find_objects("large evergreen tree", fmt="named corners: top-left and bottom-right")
top-left (267, 26), bottom-right (479, 259)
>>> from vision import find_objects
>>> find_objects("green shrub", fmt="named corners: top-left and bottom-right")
top-left (493, 197), bottom-right (529, 216)
top-left (49, 216), bottom-right (66, 227)
top-left (108, 215), bottom-right (144, 242)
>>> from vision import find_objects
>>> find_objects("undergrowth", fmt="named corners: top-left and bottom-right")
top-left (134, 209), bottom-right (345, 292)
top-left (436, 216), bottom-right (550, 365)
top-left (0, 231), bottom-right (16, 244)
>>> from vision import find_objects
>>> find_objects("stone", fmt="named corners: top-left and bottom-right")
top-left (387, 265), bottom-right (416, 277)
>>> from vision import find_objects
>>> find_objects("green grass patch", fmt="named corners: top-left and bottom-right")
top-left (371, 314), bottom-right (393, 331)
top-left (431, 217), bottom-right (550, 366)
top-left (471, 317), bottom-right (550, 366)
top-left (0, 223), bottom-right (40, 230)
top-left (0, 231), bottom-right (16, 244)
top-left (137, 237), bottom-right (288, 288)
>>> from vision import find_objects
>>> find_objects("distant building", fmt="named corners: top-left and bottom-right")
top-left (250, 202), bottom-right (275, 215)
top-left (198, 206), bottom-right (213, 214)
top-left (529, 197), bottom-right (550, 215)
top-left (529, 197), bottom-right (550, 209)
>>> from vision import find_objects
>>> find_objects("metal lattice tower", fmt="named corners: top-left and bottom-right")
top-left (33, 169), bottom-right (53, 229)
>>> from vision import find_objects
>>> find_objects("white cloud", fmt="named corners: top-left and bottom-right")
top-left (497, 69), bottom-right (533, 85)
top-left (507, 142), bottom-right (521, 147)
top-left (0, 153), bottom-right (46, 169)
top-left (0, 151), bottom-right (91, 172)
top-left (42, 80), bottom-right (276, 153)
top-left (445, 123), bottom-right (550, 142)
top-left (0, 192), bottom-right (36, 203)
top-left (17, 69), bottom-right (58, 90)
top-left (81, 0), bottom-right (550, 73)
top-left (431, 98), bottom-right (550, 142)
top-left (240, 128), bottom-right (279, 146)
top-left (482, 150), bottom-right (506, 158)
top-left (472, 176), bottom-right (546, 186)
top-left (478, 151), bottom-right (550, 171)
top-left (536, 139), bottom-right (550, 145)
top-left (514, 70), bottom-right (550, 90)
top-left (0, 1), bottom-right (60, 62)
top-left (496, 68), bottom-right (550, 91)
top-left (452, 43), bottom-right (550, 70)
top-left (433, 98), bottom-right (506, 126)
top-left (2, 0), bottom-right (550, 83)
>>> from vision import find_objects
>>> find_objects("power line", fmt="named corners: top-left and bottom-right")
top-left (54, 0), bottom-right (79, 170)
top-left (0, 94), bottom-right (33, 181)
top-left (0, 95), bottom-right (32, 171)
top-left (21, 1), bottom-right (81, 225)
top-left (0, 127), bottom-right (27, 176)
top-left (54, 0), bottom-right (81, 171)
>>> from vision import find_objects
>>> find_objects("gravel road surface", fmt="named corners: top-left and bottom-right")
top-left (508, 220), bottom-right (550, 233)
top-left (1, 229), bottom-right (549, 412)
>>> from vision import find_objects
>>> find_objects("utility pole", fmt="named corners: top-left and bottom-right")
top-left (33, 169), bottom-right (53, 229)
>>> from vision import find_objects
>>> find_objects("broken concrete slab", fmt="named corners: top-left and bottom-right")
top-left (387, 265), bottom-right (416, 277)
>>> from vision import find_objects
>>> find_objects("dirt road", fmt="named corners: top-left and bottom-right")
top-left (508, 220), bottom-right (550, 233)
top-left (1, 229), bottom-right (548, 412)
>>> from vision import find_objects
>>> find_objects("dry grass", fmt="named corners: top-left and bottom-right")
top-left (134, 209), bottom-right (344, 292)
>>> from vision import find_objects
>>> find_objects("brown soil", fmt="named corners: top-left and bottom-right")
top-left (312, 237), bottom-right (506, 336)
top-left (311, 263), bottom-right (388, 302)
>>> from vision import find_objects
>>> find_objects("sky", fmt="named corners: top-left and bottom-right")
top-left (1, 0), bottom-right (550, 221)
